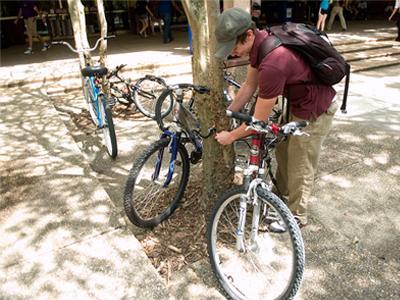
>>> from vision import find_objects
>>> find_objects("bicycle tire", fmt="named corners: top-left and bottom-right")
top-left (99, 95), bottom-right (118, 158)
top-left (154, 88), bottom-right (174, 131)
top-left (123, 137), bottom-right (190, 228)
top-left (133, 76), bottom-right (172, 119)
top-left (83, 77), bottom-right (98, 125)
top-left (207, 186), bottom-right (305, 300)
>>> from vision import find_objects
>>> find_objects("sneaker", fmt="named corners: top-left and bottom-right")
top-left (268, 217), bottom-right (307, 233)
top-left (24, 48), bottom-right (33, 55)
top-left (41, 44), bottom-right (50, 51)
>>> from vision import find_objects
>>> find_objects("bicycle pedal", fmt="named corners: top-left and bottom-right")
top-left (190, 150), bottom-right (202, 164)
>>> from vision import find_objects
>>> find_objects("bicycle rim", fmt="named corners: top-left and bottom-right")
top-left (123, 138), bottom-right (190, 228)
top-left (133, 77), bottom-right (170, 119)
top-left (83, 77), bottom-right (98, 125)
top-left (208, 187), bottom-right (305, 300)
top-left (99, 96), bottom-right (118, 158)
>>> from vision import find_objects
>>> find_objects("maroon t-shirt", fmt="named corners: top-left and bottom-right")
top-left (250, 30), bottom-right (336, 120)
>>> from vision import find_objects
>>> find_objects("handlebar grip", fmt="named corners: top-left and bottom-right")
top-left (104, 35), bottom-right (115, 40)
top-left (51, 41), bottom-right (63, 45)
top-left (226, 110), bottom-right (254, 124)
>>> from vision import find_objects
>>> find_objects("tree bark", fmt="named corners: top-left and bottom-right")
top-left (96, 0), bottom-right (108, 67)
top-left (182, 1), bottom-right (235, 201)
top-left (67, 0), bottom-right (91, 68)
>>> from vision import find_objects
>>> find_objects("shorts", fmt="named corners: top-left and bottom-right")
top-left (24, 17), bottom-right (38, 36)
top-left (320, 9), bottom-right (328, 15)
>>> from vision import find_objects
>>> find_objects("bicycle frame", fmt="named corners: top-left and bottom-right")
top-left (87, 76), bottom-right (106, 128)
top-left (152, 130), bottom-right (180, 187)
top-left (235, 131), bottom-right (278, 253)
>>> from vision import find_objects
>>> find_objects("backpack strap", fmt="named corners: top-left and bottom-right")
top-left (256, 34), bottom-right (282, 66)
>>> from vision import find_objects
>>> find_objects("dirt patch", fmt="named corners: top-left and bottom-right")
top-left (133, 172), bottom-right (214, 281)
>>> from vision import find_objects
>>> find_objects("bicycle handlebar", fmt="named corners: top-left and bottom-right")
top-left (226, 110), bottom-right (308, 136)
top-left (52, 35), bottom-right (115, 54)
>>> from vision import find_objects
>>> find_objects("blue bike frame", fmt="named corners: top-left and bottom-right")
top-left (88, 76), bottom-right (105, 128)
top-left (152, 130), bottom-right (179, 188)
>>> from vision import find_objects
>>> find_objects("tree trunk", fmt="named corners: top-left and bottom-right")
top-left (182, 1), bottom-right (235, 201)
top-left (96, 0), bottom-right (108, 67)
top-left (67, 0), bottom-right (91, 68)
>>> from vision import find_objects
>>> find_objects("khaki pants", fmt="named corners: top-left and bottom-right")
top-left (24, 17), bottom-right (38, 37)
top-left (274, 101), bottom-right (338, 225)
top-left (327, 6), bottom-right (347, 30)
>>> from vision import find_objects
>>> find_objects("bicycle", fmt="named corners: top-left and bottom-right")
top-left (107, 64), bottom-right (173, 119)
top-left (52, 36), bottom-right (118, 158)
top-left (123, 83), bottom-right (215, 229)
top-left (207, 110), bottom-right (306, 300)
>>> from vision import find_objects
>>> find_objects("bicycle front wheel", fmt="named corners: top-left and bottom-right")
top-left (99, 95), bottom-right (118, 158)
top-left (133, 76), bottom-right (171, 119)
top-left (83, 77), bottom-right (99, 125)
top-left (207, 187), bottom-right (305, 300)
top-left (123, 137), bottom-right (190, 228)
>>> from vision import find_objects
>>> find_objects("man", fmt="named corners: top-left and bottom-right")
top-left (327, 0), bottom-right (348, 31)
top-left (388, 0), bottom-right (400, 42)
top-left (14, 1), bottom-right (49, 54)
top-left (157, 0), bottom-right (184, 44)
top-left (214, 8), bottom-right (338, 228)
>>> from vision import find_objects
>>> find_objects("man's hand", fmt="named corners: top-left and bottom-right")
top-left (14, 18), bottom-right (19, 25)
top-left (215, 131), bottom-right (235, 145)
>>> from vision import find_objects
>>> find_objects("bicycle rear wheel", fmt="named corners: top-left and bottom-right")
top-left (83, 77), bottom-right (98, 125)
top-left (133, 76), bottom-right (171, 119)
top-left (99, 95), bottom-right (118, 158)
top-left (207, 187), bottom-right (305, 300)
top-left (123, 137), bottom-right (190, 228)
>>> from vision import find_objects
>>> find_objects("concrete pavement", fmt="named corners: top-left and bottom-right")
top-left (1, 20), bottom-right (400, 299)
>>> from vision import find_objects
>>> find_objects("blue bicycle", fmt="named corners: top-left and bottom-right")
top-left (52, 36), bottom-right (118, 158)
top-left (123, 83), bottom-right (215, 228)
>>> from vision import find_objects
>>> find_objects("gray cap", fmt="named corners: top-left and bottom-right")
top-left (215, 7), bottom-right (252, 59)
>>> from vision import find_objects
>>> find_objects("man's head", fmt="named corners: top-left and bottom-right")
top-left (215, 7), bottom-right (256, 59)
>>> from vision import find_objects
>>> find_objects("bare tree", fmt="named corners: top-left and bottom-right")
top-left (67, 0), bottom-right (91, 68)
top-left (96, 0), bottom-right (107, 67)
top-left (181, 1), bottom-right (235, 200)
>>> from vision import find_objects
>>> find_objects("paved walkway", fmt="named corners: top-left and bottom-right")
top-left (1, 20), bottom-right (399, 299)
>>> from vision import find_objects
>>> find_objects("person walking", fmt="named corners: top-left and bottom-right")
top-left (327, 0), bottom-right (348, 31)
top-left (317, 0), bottom-right (332, 31)
top-left (388, 0), bottom-right (400, 42)
top-left (157, 0), bottom-right (184, 44)
top-left (136, 0), bottom-right (154, 38)
top-left (14, 1), bottom-right (49, 54)
top-left (214, 8), bottom-right (338, 228)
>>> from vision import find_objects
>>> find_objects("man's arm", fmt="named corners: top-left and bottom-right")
top-left (215, 96), bottom-right (277, 145)
top-left (227, 65), bottom-right (258, 112)
top-left (14, 8), bottom-right (22, 24)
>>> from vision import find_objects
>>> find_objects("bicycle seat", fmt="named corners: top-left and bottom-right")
top-left (81, 66), bottom-right (108, 77)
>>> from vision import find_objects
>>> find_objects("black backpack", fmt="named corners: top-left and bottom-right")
top-left (257, 22), bottom-right (350, 113)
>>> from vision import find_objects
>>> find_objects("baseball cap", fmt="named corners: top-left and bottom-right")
top-left (215, 7), bottom-right (252, 59)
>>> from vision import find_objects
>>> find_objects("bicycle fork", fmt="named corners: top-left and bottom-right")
top-left (152, 131), bottom-right (179, 187)
top-left (236, 178), bottom-right (266, 253)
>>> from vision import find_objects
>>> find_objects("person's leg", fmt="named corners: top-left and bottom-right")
top-left (286, 101), bottom-right (338, 225)
top-left (327, 7), bottom-right (338, 30)
top-left (274, 139), bottom-right (289, 199)
top-left (317, 12), bottom-right (323, 30)
top-left (338, 7), bottom-right (347, 30)
top-left (321, 14), bottom-right (328, 31)
top-left (24, 18), bottom-right (34, 51)
top-left (396, 15), bottom-right (400, 41)
top-left (161, 12), bottom-right (171, 43)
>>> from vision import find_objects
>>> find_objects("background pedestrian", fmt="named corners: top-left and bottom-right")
top-left (317, 0), bottom-right (332, 32)
top-left (327, 0), bottom-right (348, 31)
top-left (14, 1), bottom-right (49, 54)
top-left (388, 0), bottom-right (400, 41)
